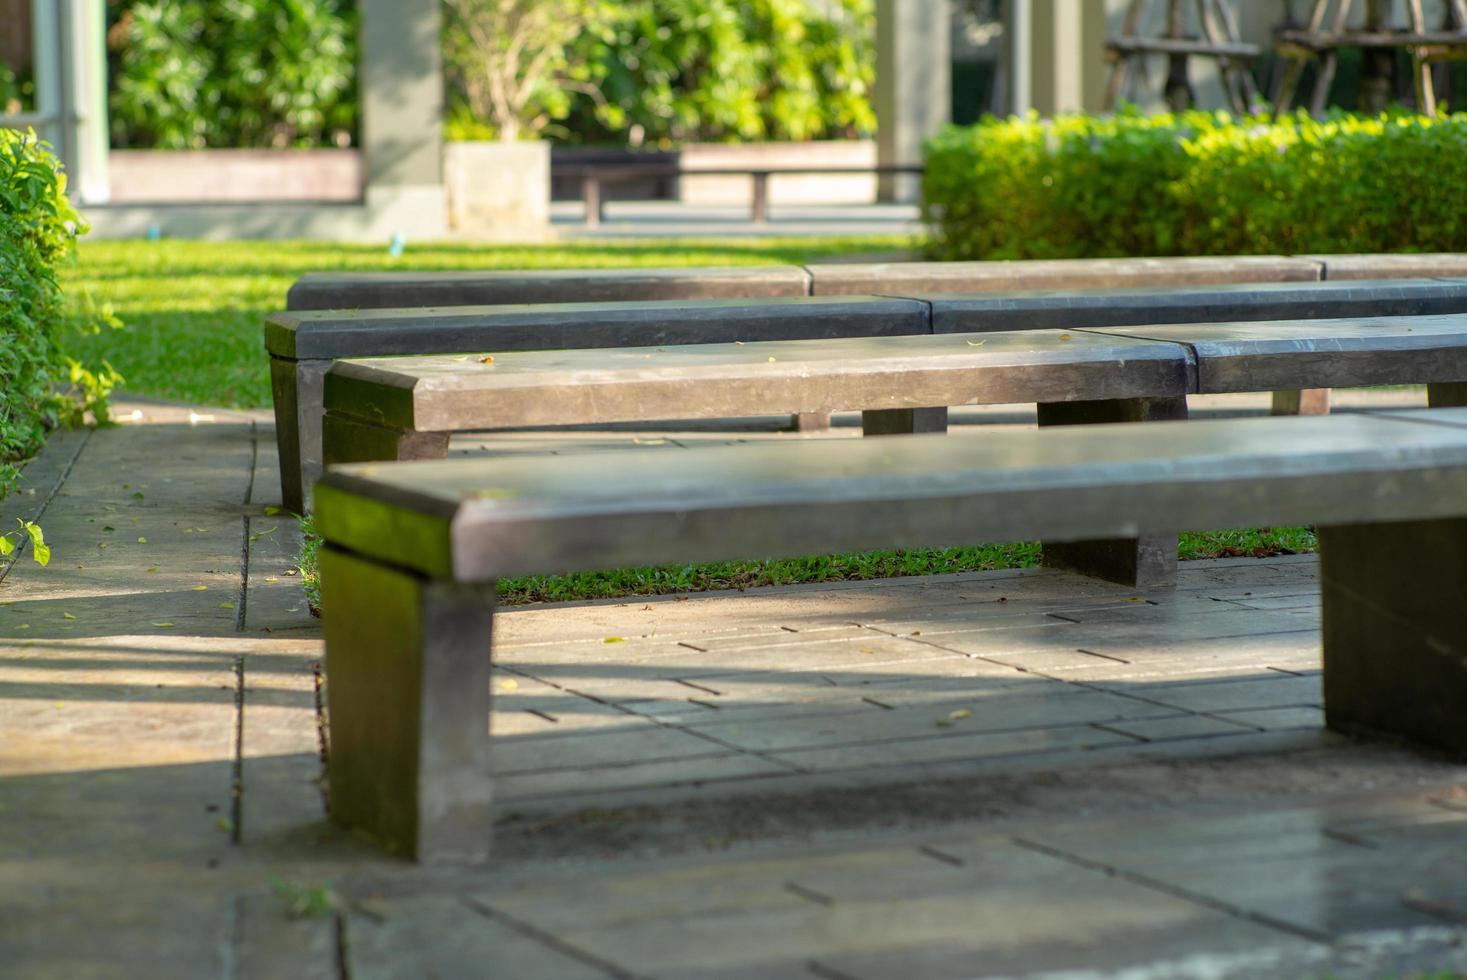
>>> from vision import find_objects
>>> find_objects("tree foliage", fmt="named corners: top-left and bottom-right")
top-left (106, 0), bottom-right (357, 149)
top-left (442, 0), bottom-right (612, 142)
top-left (443, 0), bottom-right (876, 144)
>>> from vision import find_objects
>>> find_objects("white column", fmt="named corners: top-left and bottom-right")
top-left (64, 0), bottom-right (108, 203)
top-left (28, 0), bottom-right (61, 149)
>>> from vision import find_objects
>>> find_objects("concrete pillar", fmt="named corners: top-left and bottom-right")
top-left (1024, 0), bottom-right (1121, 115)
top-left (65, 0), bottom-right (109, 204)
top-left (875, 0), bottom-right (950, 203)
top-left (359, 0), bottom-right (446, 237)
top-left (28, 0), bottom-right (60, 150)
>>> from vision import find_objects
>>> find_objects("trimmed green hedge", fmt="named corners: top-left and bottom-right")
top-left (1, 131), bottom-right (116, 548)
top-left (2, 132), bottom-right (76, 495)
top-left (922, 109), bottom-right (1467, 260)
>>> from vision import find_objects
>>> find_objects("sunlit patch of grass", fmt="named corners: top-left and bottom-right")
top-left (296, 517), bottom-right (1315, 609)
top-left (60, 236), bottom-right (919, 408)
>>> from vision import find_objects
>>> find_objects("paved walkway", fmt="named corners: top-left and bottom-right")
top-left (2, 393), bottom-right (1467, 979)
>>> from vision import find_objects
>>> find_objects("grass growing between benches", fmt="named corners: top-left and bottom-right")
top-left (60, 236), bottom-right (918, 408)
top-left (296, 516), bottom-right (1314, 609)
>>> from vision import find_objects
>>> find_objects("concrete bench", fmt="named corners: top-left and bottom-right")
top-left (285, 265), bottom-right (813, 311)
top-left (313, 408), bottom-right (1467, 862)
top-left (268, 295), bottom-right (926, 512)
top-left (267, 278), bottom-right (1467, 513)
top-left (319, 313), bottom-right (1467, 589)
top-left (281, 257), bottom-right (1319, 313)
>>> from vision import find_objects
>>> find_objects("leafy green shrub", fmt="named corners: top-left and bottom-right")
top-left (107, 0), bottom-right (357, 149)
top-left (1, 130), bottom-right (118, 564)
top-left (923, 109), bottom-right (1467, 260)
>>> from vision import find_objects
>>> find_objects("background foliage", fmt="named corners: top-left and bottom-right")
top-left (444, 0), bottom-right (876, 144)
top-left (100, 0), bottom-right (874, 148)
top-left (923, 108), bottom-right (1467, 260)
top-left (0, 130), bottom-right (115, 525)
top-left (106, 0), bottom-right (357, 149)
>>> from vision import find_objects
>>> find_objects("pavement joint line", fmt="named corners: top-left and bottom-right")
top-left (0, 426), bottom-right (91, 585)
top-left (609, 706), bottom-right (811, 775)
top-left (231, 655), bottom-right (244, 845)
top-left (1194, 710), bottom-right (1270, 734)
top-left (1400, 892), bottom-right (1467, 927)
top-left (1320, 828), bottom-right (1380, 849)
top-left (334, 910), bottom-right (351, 980)
top-left (235, 420), bottom-right (258, 633)
top-left (1009, 836), bottom-right (1334, 945)
top-left (806, 960), bottom-right (864, 980)
top-left (313, 659), bottom-right (331, 819)
top-left (784, 881), bottom-right (835, 907)
top-left (915, 844), bottom-right (965, 867)
top-left (460, 895), bottom-right (643, 980)
top-left (1074, 648), bottom-right (1130, 664)
top-left (1089, 723), bottom-right (1154, 744)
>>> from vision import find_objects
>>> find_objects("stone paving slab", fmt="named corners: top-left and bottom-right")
top-left (4, 393), bottom-right (1467, 979)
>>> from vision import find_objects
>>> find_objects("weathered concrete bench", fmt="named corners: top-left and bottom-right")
top-left (268, 277), bottom-right (1467, 512)
top-left (285, 265), bottom-right (812, 311)
top-left (313, 408), bottom-right (1467, 862)
top-left (284, 254), bottom-right (1467, 313)
top-left (269, 295), bottom-right (926, 512)
top-left (319, 313), bottom-right (1467, 589)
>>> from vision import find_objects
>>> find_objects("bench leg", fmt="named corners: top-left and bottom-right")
top-left (792, 412), bottom-right (832, 433)
top-left (861, 407), bottom-right (949, 436)
top-left (322, 411), bottom-right (451, 469)
top-left (1036, 396), bottom-right (1187, 589)
top-left (1428, 382), bottom-right (1467, 408)
top-left (1271, 389), bottom-right (1331, 416)
top-left (321, 546), bottom-right (497, 862)
top-left (1319, 518), bottom-right (1467, 756)
top-left (270, 356), bottom-right (330, 514)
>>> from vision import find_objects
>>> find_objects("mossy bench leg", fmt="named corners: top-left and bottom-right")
top-left (1271, 389), bottom-right (1331, 416)
top-left (322, 412), bottom-right (451, 468)
top-left (1429, 382), bottom-right (1467, 408)
top-left (1320, 518), bottom-right (1467, 756)
top-left (1036, 396), bottom-right (1188, 589)
top-left (860, 407), bottom-right (949, 436)
top-left (270, 356), bottom-right (330, 514)
top-left (320, 546), bottom-right (497, 863)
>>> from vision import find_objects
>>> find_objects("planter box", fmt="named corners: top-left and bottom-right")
top-left (444, 140), bottom-right (549, 238)
top-left (107, 149), bottom-right (364, 203)
top-left (679, 140), bottom-right (877, 206)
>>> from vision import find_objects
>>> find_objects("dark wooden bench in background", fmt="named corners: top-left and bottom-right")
top-left (269, 252), bottom-right (1467, 513)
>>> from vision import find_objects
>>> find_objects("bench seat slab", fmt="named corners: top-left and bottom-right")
top-left (315, 410), bottom-right (1467, 583)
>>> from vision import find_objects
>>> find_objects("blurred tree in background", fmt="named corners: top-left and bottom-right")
top-left (99, 0), bottom-right (872, 149)
top-left (106, 0), bottom-right (357, 149)
top-left (443, 0), bottom-right (877, 145)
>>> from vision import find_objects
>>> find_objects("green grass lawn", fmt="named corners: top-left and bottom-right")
top-left (61, 236), bottom-right (1315, 606)
top-left (61, 237), bottom-right (921, 408)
